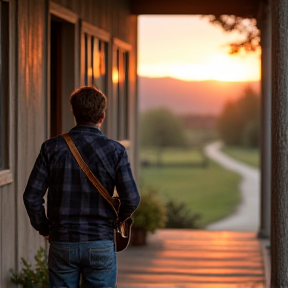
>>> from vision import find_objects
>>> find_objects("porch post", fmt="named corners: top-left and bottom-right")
top-left (258, 0), bottom-right (272, 239)
top-left (271, 0), bottom-right (288, 286)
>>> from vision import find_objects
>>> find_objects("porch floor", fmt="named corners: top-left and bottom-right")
top-left (117, 229), bottom-right (265, 288)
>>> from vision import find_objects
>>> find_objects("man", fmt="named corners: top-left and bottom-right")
top-left (23, 86), bottom-right (140, 288)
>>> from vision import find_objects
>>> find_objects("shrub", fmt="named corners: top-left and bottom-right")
top-left (165, 199), bottom-right (203, 229)
top-left (132, 187), bottom-right (167, 233)
top-left (11, 247), bottom-right (49, 288)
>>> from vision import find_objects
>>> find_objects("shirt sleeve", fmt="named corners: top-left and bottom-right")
top-left (115, 149), bottom-right (140, 222)
top-left (23, 144), bottom-right (49, 236)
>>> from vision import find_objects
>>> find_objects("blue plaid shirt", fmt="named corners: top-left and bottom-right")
top-left (23, 125), bottom-right (140, 242)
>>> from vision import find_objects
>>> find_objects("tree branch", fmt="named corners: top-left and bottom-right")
top-left (206, 15), bottom-right (260, 54)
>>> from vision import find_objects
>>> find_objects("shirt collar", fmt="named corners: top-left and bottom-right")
top-left (70, 125), bottom-right (103, 135)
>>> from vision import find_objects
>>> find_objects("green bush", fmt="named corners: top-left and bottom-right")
top-left (11, 247), bottom-right (49, 288)
top-left (165, 199), bottom-right (203, 229)
top-left (132, 187), bottom-right (167, 233)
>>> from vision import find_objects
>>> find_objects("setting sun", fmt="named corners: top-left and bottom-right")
top-left (138, 16), bottom-right (261, 82)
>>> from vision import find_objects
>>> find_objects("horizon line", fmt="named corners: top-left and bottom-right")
top-left (137, 74), bottom-right (260, 83)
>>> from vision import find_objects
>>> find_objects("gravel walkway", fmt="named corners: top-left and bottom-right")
top-left (205, 141), bottom-right (260, 231)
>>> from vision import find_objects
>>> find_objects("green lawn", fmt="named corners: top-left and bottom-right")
top-left (139, 148), bottom-right (241, 227)
top-left (222, 146), bottom-right (260, 168)
top-left (140, 148), bottom-right (205, 165)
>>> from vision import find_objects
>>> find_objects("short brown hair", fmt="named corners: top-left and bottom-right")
top-left (70, 86), bottom-right (107, 124)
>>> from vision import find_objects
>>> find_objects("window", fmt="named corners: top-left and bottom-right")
top-left (50, 14), bottom-right (77, 137)
top-left (83, 34), bottom-right (108, 92)
top-left (0, 0), bottom-right (9, 171)
top-left (81, 23), bottom-right (109, 134)
top-left (113, 47), bottom-right (129, 140)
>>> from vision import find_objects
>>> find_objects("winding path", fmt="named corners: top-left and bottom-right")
top-left (205, 141), bottom-right (260, 231)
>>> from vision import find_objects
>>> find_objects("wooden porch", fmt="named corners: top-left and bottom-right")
top-left (117, 230), bottom-right (266, 288)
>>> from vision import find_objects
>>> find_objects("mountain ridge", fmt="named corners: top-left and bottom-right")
top-left (138, 76), bottom-right (260, 115)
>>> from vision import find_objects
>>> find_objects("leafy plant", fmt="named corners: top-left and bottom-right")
top-left (165, 199), bottom-right (202, 229)
top-left (11, 247), bottom-right (49, 288)
top-left (132, 187), bottom-right (167, 233)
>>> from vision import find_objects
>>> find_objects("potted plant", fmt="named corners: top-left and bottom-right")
top-left (131, 187), bottom-right (167, 245)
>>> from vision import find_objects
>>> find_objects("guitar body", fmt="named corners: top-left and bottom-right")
top-left (115, 218), bottom-right (133, 252)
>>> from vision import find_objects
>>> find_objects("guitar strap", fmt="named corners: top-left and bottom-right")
top-left (61, 133), bottom-right (119, 217)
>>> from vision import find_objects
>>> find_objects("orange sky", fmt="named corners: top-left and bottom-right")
top-left (138, 16), bottom-right (261, 82)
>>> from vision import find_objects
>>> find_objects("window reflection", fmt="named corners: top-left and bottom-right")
top-left (82, 32), bottom-right (108, 134)
top-left (0, 1), bottom-right (9, 170)
top-left (113, 47), bottom-right (129, 140)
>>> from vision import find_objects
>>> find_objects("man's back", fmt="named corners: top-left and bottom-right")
top-left (23, 86), bottom-right (140, 288)
top-left (24, 125), bottom-right (139, 242)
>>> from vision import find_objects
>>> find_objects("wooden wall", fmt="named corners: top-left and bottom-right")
top-left (0, 0), bottom-right (138, 286)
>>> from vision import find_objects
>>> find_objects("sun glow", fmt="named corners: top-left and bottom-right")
top-left (138, 15), bottom-right (261, 82)
top-left (138, 54), bottom-right (260, 82)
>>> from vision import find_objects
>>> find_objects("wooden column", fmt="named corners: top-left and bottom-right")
top-left (258, 0), bottom-right (272, 239)
top-left (271, 0), bottom-right (288, 286)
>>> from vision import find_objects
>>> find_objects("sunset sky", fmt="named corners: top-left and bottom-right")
top-left (138, 15), bottom-right (261, 82)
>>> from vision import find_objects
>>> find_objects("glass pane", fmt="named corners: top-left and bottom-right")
top-left (118, 50), bottom-right (124, 139)
top-left (87, 35), bottom-right (93, 86)
top-left (81, 32), bottom-right (86, 86)
top-left (124, 52), bottom-right (129, 139)
top-left (84, 33), bottom-right (88, 85)
top-left (92, 37), bottom-right (100, 89)
top-left (0, 1), bottom-right (9, 170)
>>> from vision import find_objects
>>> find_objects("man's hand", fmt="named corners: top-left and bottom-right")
top-left (44, 235), bottom-right (49, 241)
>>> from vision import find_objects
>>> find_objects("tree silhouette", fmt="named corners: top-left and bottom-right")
top-left (206, 15), bottom-right (260, 54)
top-left (218, 87), bottom-right (260, 147)
top-left (140, 108), bottom-right (187, 165)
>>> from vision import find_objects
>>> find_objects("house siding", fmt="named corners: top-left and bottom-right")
top-left (0, 0), bottom-right (137, 286)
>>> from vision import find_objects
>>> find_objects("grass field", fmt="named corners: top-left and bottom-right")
top-left (140, 148), bottom-right (241, 227)
top-left (140, 148), bottom-right (206, 166)
top-left (222, 146), bottom-right (260, 168)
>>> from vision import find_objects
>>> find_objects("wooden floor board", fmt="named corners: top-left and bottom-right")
top-left (117, 230), bottom-right (265, 288)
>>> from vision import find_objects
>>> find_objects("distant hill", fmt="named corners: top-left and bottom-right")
top-left (138, 76), bottom-right (260, 115)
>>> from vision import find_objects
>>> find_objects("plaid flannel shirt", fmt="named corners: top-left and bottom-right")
top-left (23, 125), bottom-right (140, 242)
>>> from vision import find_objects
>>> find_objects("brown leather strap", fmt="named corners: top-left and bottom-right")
top-left (61, 133), bottom-right (119, 217)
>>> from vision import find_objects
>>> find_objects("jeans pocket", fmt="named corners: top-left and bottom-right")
top-left (88, 245), bottom-right (114, 271)
top-left (49, 243), bottom-right (70, 267)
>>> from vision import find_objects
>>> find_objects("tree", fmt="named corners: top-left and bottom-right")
top-left (218, 87), bottom-right (260, 147)
top-left (206, 15), bottom-right (260, 54)
top-left (140, 108), bottom-right (187, 164)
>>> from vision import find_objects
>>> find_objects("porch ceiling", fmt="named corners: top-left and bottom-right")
top-left (130, 0), bottom-right (262, 17)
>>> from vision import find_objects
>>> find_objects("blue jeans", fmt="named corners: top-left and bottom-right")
top-left (48, 240), bottom-right (117, 288)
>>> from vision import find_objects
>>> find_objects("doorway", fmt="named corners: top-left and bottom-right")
top-left (50, 16), bottom-right (75, 137)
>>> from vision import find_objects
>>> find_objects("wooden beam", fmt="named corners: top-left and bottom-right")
top-left (131, 0), bottom-right (261, 17)
top-left (271, 0), bottom-right (288, 286)
top-left (0, 170), bottom-right (13, 186)
top-left (258, 0), bottom-right (272, 239)
top-left (81, 21), bottom-right (110, 42)
top-left (113, 38), bottom-right (131, 51)
top-left (50, 1), bottom-right (78, 24)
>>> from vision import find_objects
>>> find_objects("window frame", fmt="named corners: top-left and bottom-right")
top-left (0, 0), bottom-right (12, 187)
top-left (81, 21), bottom-right (110, 87)
top-left (112, 38), bottom-right (131, 142)
top-left (48, 1), bottom-right (79, 137)
top-left (80, 21), bottom-right (110, 135)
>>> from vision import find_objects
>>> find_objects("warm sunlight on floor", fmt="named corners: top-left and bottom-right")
top-left (117, 230), bottom-right (265, 288)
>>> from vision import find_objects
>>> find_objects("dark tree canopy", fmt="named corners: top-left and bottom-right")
top-left (140, 108), bottom-right (187, 149)
top-left (218, 87), bottom-right (260, 147)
